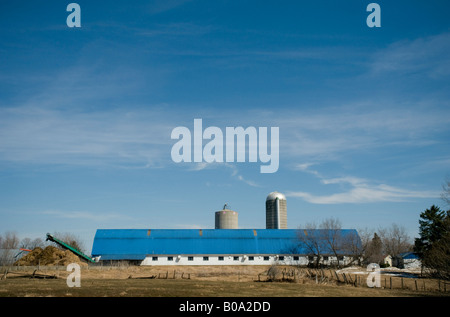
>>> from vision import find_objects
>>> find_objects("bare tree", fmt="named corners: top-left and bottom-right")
top-left (0, 231), bottom-right (20, 249)
top-left (20, 237), bottom-right (45, 250)
top-left (19, 237), bottom-right (31, 249)
top-left (378, 223), bottom-right (412, 257)
top-left (297, 218), bottom-right (364, 267)
top-left (354, 227), bottom-right (374, 264)
top-left (297, 222), bottom-right (327, 267)
top-left (339, 228), bottom-right (367, 266)
top-left (0, 231), bottom-right (20, 265)
top-left (319, 217), bottom-right (345, 268)
top-left (50, 232), bottom-right (85, 253)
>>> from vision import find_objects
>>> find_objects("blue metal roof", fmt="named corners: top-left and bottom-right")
top-left (92, 229), bottom-right (361, 260)
top-left (398, 252), bottom-right (419, 260)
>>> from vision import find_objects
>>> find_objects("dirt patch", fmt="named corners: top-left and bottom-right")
top-left (14, 246), bottom-right (87, 267)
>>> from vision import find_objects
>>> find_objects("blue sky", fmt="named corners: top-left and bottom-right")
top-left (1, 1), bottom-right (449, 253)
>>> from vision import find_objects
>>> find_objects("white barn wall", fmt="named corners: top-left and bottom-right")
top-left (139, 255), bottom-right (353, 266)
top-left (141, 254), bottom-right (307, 266)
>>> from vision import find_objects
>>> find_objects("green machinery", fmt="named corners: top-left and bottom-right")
top-left (46, 233), bottom-right (96, 263)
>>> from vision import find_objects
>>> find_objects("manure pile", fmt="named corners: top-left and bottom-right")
top-left (15, 246), bottom-right (87, 266)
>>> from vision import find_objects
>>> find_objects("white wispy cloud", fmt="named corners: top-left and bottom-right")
top-left (189, 162), bottom-right (261, 187)
top-left (2, 98), bottom-right (448, 173)
top-left (287, 183), bottom-right (438, 204)
top-left (286, 166), bottom-right (439, 204)
top-left (294, 163), bottom-right (319, 175)
top-left (189, 162), bottom-right (211, 171)
top-left (236, 174), bottom-right (260, 188)
top-left (275, 101), bottom-right (450, 163)
top-left (0, 50), bottom-right (181, 168)
top-left (370, 32), bottom-right (450, 78)
top-left (0, 105), bottom-right (173, 167)
top-left (1, 29), bottom-right (449, 177)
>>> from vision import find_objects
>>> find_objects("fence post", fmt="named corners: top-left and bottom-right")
top-left (347, 274), bottom-right (353, 284)
top-left (334, 271), bottom-right (340, 282)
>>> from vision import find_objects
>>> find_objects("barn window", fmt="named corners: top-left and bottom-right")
top-left (152, 256), bottom-right (158, 261)
top-left (203, 256), bottom-right (209, 261)
top-left (188, 256), bottom-right (194, 261)
top-left (168, 256), bottom-right (173, 261)
top-left (263, 256), bottom-right (270, 261)
top-left (218, 256), bottom-right (224, 261)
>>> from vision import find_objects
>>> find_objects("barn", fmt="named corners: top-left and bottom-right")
top-left (91, 228), bottom-right (361, 266)
top-left (91, 192), bottom-right (361, 266)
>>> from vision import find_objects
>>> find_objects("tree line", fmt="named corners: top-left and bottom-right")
top-left (295, 177), bottom-right (450, 280)
top-left (296, 218), bottom-right (413, 269)
top-left (295, 214), bottom-right (449, 280)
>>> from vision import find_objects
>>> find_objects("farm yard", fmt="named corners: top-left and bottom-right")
top-left (1, 264), bottom-right (449, 297)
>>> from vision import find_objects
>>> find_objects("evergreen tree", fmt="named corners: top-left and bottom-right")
top-left (414, 205), bottom-right (447, 259)
top-left (422, 217), bottom-right (450, 280)
top-left (365, 232), bottom-right (383, 265)
top-left (414, 205), bottom-right (450, 279)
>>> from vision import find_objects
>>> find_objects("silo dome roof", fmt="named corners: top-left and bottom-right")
top-left (266, 191), bottom-right (286, 201)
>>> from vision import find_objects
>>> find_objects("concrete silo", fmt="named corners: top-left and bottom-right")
top-left (215, 204), bottom-right (238, 229)
top-left (266, 191), bottom-right (287, 229)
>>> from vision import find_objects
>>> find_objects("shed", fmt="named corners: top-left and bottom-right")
top-left (394, 252), bottom-right (421, 269)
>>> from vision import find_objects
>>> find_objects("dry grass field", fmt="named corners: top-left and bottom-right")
top-left (0, 277), bottom-right (430, 297)
top-left (1, 265), bottom-right (449, 298)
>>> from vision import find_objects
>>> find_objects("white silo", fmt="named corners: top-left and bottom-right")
top-left (266, 191), bottom-right (287, 229)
